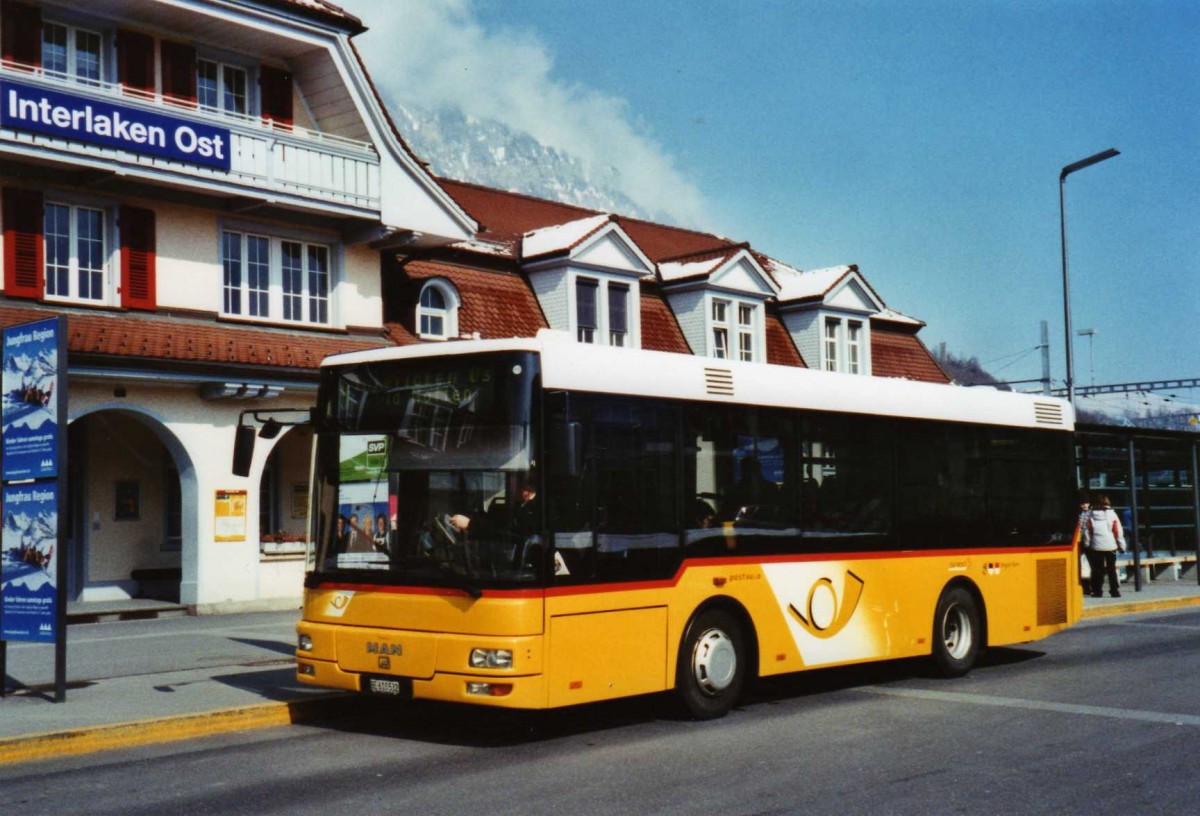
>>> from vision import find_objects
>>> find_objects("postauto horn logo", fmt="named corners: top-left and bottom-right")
top-left (787, 571), bottom-right (865, 639)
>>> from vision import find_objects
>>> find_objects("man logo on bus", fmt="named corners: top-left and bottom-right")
top-left (788, 571), bottom-right (865, 639)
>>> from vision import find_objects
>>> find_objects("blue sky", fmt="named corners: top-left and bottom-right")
top-left (343, 1), bottom-right (1198, 395)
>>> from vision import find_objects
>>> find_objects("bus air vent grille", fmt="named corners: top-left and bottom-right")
top-left (1036, 558), bottom-right (1068, 626)
top-left (1033, 402), bottom-right (1065, 426)
top-left (704, 367), bottom-right (734, 396)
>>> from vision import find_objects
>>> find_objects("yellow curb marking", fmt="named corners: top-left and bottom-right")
top-left (1082, 595), bottom-right (1200, 620)
top-left (0, 702), bottom-right (301, 766)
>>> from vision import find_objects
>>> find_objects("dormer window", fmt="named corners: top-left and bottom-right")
top-left (609, 283), bottom-right (629, 347)
top-left (824, 319), bottom-right (839, 372)
top-left (42, 21), bottom-right (103, 85)
top-left (708, 297), bottom-right (761, 362)
top-left (848, 321), bottom-right (862, 374)
top-left (576, 278), bottom-right (598, 343)
top-left (712, 299), bottom-right (729, 359)
top-left (417, 279), bottom-right (460, 340)
top-left (568, 274), bottom-right (639, 348)
top-left (824, 316), bottom-right (867, 374)
top-left (737, 303), bottom-right (755, 362)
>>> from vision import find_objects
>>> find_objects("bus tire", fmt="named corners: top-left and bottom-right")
top-left (676, 607), bottom-right (746, 720)
top-left (932, 585), bottom-right (982, 678)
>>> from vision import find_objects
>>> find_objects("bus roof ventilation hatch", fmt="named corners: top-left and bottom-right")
top-left (705, 367), bottom-right (735, 397)
top-left (1033, 401), bottom-right (1065, 426)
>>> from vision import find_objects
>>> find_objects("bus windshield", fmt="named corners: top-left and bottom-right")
top-left (310, 352), bottom-right (543, 589)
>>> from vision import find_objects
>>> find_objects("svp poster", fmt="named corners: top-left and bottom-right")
top-left (2, 317), bottom-right (61, 481)
top-left (1, 482), bottom-right (59, 643)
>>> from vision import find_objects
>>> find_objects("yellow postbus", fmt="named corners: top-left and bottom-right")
top-left (257, 333), bottom-right (1080, 719)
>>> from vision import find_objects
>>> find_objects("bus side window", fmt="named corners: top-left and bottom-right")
top-left (549, 394), bottom-right (681, 583)
top-left (685, 404), bottom-right (797, 554)
top-left (800, 415), bottom-right (893, 547)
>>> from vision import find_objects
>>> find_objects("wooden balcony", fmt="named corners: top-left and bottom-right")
top-left (0, 62), bottom-right (381, 217)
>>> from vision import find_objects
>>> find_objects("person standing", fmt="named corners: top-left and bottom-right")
top-left (1077, 491), bottom-right (1092, 592)
top-left (1082, 494), bottom-right (1126, 598)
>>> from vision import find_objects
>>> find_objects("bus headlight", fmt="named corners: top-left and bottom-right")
top-left (469, 648), bottom-right (513, 669)
top-left (298, 634), bottom-right (313, 651)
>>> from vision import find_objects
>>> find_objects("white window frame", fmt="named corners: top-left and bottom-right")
top-left (42, 19), bottom-right (105, 85)
top-left (575, 276), bottom-right (599, 343)
top-left (197, 56), bottom-right (252, 118)
top-left (417, 279), bottom-right (461, 340)
top-left (568, 271), bottom-right (639, 349)
top-left (847, 320), bottom-right (863, 375)
top-left (43, 198), bottom-right (114, 306)
top-left (608, 282), bottom-right (630, 347)
top-left (824, 317), bottom-right (840, 372)
top-left (708, 295), bottom-right (762, 362)
top-left (220, 226), bottom-right (337, 327)
top-left (823, 314), bottom-right (870, 375)
top-left (737, 303), bottom-right (755, 362)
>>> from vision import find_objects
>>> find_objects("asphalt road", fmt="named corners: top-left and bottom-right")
top-left (3, 608), bottom-right (1198, 816)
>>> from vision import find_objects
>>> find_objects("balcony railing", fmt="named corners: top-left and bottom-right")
top-left (0, 61), bottom-right (381, 213)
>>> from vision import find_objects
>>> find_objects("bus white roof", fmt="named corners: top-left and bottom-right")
top-left (323, 332), bottom-right (1073, 432)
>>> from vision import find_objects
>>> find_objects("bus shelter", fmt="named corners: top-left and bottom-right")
top-left (1075, 424), bottom-right (1200, 591)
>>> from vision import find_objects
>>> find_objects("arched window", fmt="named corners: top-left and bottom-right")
top-left (417, 280), bottom-right (459, 340)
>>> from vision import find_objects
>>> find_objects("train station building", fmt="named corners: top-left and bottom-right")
top-left (0, 0), bottom-right (988, 613)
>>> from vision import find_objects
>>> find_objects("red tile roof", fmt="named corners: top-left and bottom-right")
top-left (258, 0), bottom-right (364, 33)
top-left (392, 260), bottom-right (547, 342)
top-left (438, 179), bottom-right (738, 264)
top-left (0, 306), bottom-right (389, 373)
top-left (439, 180), bottom-right (598, 250)
top-left (766, 314), bottom-right (806, 367)
top-left (639, 283), bottom-right (692, 355)
top-left (870, 325), bottom-right (949, 383)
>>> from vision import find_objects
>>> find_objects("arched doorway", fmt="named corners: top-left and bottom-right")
top-left (67, 408), bottom-right (195, 603)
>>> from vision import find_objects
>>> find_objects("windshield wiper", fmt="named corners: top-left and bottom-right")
top-left (436, 562), bottom-right (482, 599)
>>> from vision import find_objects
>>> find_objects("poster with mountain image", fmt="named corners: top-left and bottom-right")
top-left (2, 317), bottom-right (60, 481)
top-left (1, 482), bottom-right (58, 642)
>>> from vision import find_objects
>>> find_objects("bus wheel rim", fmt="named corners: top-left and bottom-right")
top-left (693, 628), bottom-right (737, 695)
top-left (942, 604), bottom-right (972, 660)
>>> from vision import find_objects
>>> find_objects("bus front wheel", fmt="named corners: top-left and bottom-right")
top-left (932, 586), bottom-right (982, 677)
top-left (676, 608), bottom-right (746, 720)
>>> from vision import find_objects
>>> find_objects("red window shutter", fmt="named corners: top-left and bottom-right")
top-left (120, 206), bottom-right (157, 311)
top-left (1, 0), bottom-right (41, 69)
top-left (260, 65), bottom-right (294, 128)
top-left (116, 30), bottom-right (155, 96)
top-left (3, 187), bottom-right (44, 300)
top-left (160, 40), bottom-right (197, 107)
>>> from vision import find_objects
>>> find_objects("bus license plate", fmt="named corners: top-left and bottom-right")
top-left (365, 676), bottom-right (412, 698)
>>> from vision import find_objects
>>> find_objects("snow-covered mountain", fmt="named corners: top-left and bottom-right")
top-left (393, 102), bottom-right (646, 218)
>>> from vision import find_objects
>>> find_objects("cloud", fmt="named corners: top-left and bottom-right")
top-left (336, 0), bottom-right (710, 227)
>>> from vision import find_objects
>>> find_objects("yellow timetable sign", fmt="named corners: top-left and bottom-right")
top-left (215, 489), bottom-right (247, 542)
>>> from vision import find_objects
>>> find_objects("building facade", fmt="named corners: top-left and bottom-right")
top-left (0, 0), bottom-right (475, 610)
top-left (2, 0), bottom-right (948, 612)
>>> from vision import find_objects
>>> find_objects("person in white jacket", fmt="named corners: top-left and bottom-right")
top-left (1082, 494), bottom-right (1126, 598)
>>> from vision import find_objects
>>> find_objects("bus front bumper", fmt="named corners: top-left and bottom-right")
top-left (296, 656), bottom-right (548, 708)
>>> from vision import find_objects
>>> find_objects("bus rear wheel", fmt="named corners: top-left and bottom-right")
top-left (676, 608), bottom-right (746, 720)
top-left (932, 586), bottom-right (982, 677)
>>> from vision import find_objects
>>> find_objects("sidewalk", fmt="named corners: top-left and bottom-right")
top-left (2, 581), bottom-right (1199, 765)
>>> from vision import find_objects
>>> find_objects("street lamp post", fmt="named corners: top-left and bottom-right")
top-left (1060, 148), bottom-right (1119, 404)
top-left (1077, 327), bottom-right (1097, 388)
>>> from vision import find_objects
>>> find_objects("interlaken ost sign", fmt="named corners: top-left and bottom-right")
top-left (0, 78), bottom-right (232, 171)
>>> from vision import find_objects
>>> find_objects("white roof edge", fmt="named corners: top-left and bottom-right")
top-left (322, 335), bottom-right (1075, 432)
top-left (335, 38), bottom-right (478, 241)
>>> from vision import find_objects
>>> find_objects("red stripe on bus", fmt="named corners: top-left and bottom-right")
top-left (314, 543), bottom-right (1074, 600)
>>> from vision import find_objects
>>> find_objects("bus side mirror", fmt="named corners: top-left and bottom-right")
top-left (552, 421), bottom-right (583, 477)
top-left (232, 424), bottom-right (256, 477)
